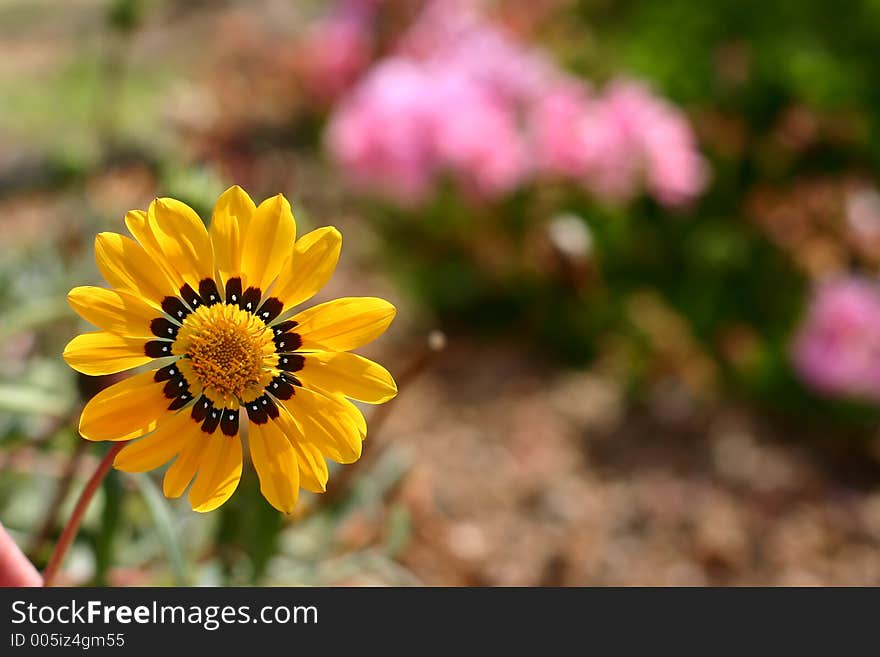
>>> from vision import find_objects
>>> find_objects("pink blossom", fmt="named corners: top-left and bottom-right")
top-left (530, 79), bottom-right (594, 178)
top-left (792, 277), bottom-right (880, 402)
top-left (298, 17), bottom-right (373, 104)
top-left (432, 75), bottom-right (528, 198)
top-left (324, 1), bottom-right (707, 207)
top-left (325, 58), bottom-right (438, 204)
top-left (580, 81), bottom-right (707, 206)
top-left (578, 93), bottom-right (644, 202)
top-left (296, 0), bottom-right (384, 104)
top-left (399, 0), bottom-right (554, 105)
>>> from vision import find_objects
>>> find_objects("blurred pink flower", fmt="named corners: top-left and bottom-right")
top-left (530, 79), bottom-right (594, 178)
top-left (296, 0), bottom-right (383, 104)
top-left (432, 75), bottom-right (529, 198)
top-left (581, 81), bottom-right (708, 205)
top-left (325, 1), bottom-right (707, 207)
top-left (400, 0), bottom-right (554, 105)
top-left (299, 19), bottom-right (372, 104)
top-left (792, 277), bottom-right (880, 402)
top-left (325, 58), bottom-right (438, 204)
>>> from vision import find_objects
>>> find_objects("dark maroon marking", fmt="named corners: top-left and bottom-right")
top-left (150, 317), bottom-right (178, 339)
top-left (144, 340), bottom-right (173, 358)
top-left (154, 364), bottom-right (179, 382)
top-left (220, 409), bottom-right (239, 436)
top-left (272, 320), bottom-right (298, 336)
top-left (201, 406), bottom-right (222, 434)
top-left (257, 297), bottom-right (283, 323)
top-left (159, 366), bottom-right (192, 410)
top-left (163, 378), bottom-right (184, 398)
top-left (267, 375), bottom-right (295, 400)
top-left (278, 354), bottom-right (305, 372)
top-left (162, 296), bottom-right (190, 322)
top-left (199, 278), bottom-right (222, 306)
top-left (241, 286), bottom-right (262, 313)
top-left (225, 277), bottom-right (243, 307)
top-left (179, 283), bottom-right (202, 310)
top-left (274, 331), bottom-right (302, 352)
top-left (245, 396), bottom-right (269, 424)
top-left (264, 396), bottom-right (280, 419)
top-left (167, 393), bottom-right (191, 411)
top-left (191, 396), bottom-right (212, 423)
top-left (281, 373), bottom-right (302, 388)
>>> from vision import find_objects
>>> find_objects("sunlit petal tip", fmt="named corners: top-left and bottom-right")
top-left (293, 297), bottom-right (397, 352)
top-left (223, 184), bottom-right (249, 196)
top-left (124, 209), bottom-right (147, 232)
top-left (216, 186), bottom-right (256, 216)
top-left (62, 332), bottom-right (151, 376)
top-left (300, 352), bottom-right (398, 404)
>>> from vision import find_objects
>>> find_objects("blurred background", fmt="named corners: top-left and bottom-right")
top-left (3, 0), bottom-right (880, 585)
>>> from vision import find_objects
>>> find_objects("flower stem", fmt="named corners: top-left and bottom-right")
top-left (42, 443), bottom-right (124, 587)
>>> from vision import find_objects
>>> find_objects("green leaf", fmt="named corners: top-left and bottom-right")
top-left (131, 473), bottom-right (188, 586)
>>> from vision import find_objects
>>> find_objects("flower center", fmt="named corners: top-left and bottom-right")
top-left (173, 303), bottom-right (278, 407)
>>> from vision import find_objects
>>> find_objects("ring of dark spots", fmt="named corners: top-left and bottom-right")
top-left (225, 277), bottom-right (243, 307)
top-left (257, 297), bottom-right (283, 323)
top-left (272, 320), bottom-right (298, 336)
top-left (191, 396), bottom-right (213, 423)
top-left (159, 366), bottom-right (192, 410)
top-left (202, 407), bottom-right (222, 434)
top-left (278, 354), bottom-right (305, 372)
top-left (245, 395), bottom-right (279, 424)
top-left (167, 393), bottom-right (191, 410)
top-left (154, 364), bottom-right (179, 382)
top-left (161, 296), bottom-right (190, 322)
top-left (179, 283), bottom-right (202, 310)
top-left (145, 340), bottom-right (173, 358)
top-left (241, 286), bottom-right (262, 313)
top-left (162, 378), bottom-right (183, 399)
top-left (267, 375), bottom-right (295, 400)
top-left (199, 278), bottom-right (221, 307)
top-left (274, 331), bottom-right (302, 353)
top-left (150, 317), bottom-right (179, 339)
top-left (220, 409), bottom-right (239, 436)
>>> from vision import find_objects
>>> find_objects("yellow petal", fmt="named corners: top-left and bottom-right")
top-left (241, 194), bottom-right (296, 292)
top-left (145, 198), bottom-right (214, 289)
top-left (78, 371), bottom-right (170, 442)
top-left (163, 432), bottom-right (208, 498)
top-left (124, 210), bottom-right (185, 290)
top-left (278, 386), bottom-right (363, 464)
top-left (113, 408), bottom-right (195, 472)
top-left (94, 232), bottom-right (178, 308)
top-left (300, 351), bottom-right (397, 404)
top-left (291, 297), bottom-right (396, 352)
top-left (271, 227), bottom-right (341, 312)
top-left (67, 286), bottom-right (162, 339)
top-left (210, 185), bottom-right (256, 288)
top-left (189, 435), bottom-right (242, 512)
top-left (292, 439), bottom-right (329, 493)
top-left (337, 395), bottom-right (367, 438)
top-left (63, 331), bottom-right (152, 376)
top-left (249, 420), bottom-right (300, 513)
top-left (271, 413), bottom-right (329, 492)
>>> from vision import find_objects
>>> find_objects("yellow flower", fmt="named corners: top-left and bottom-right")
top-left (63, 187), bottom-right (397, 513)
